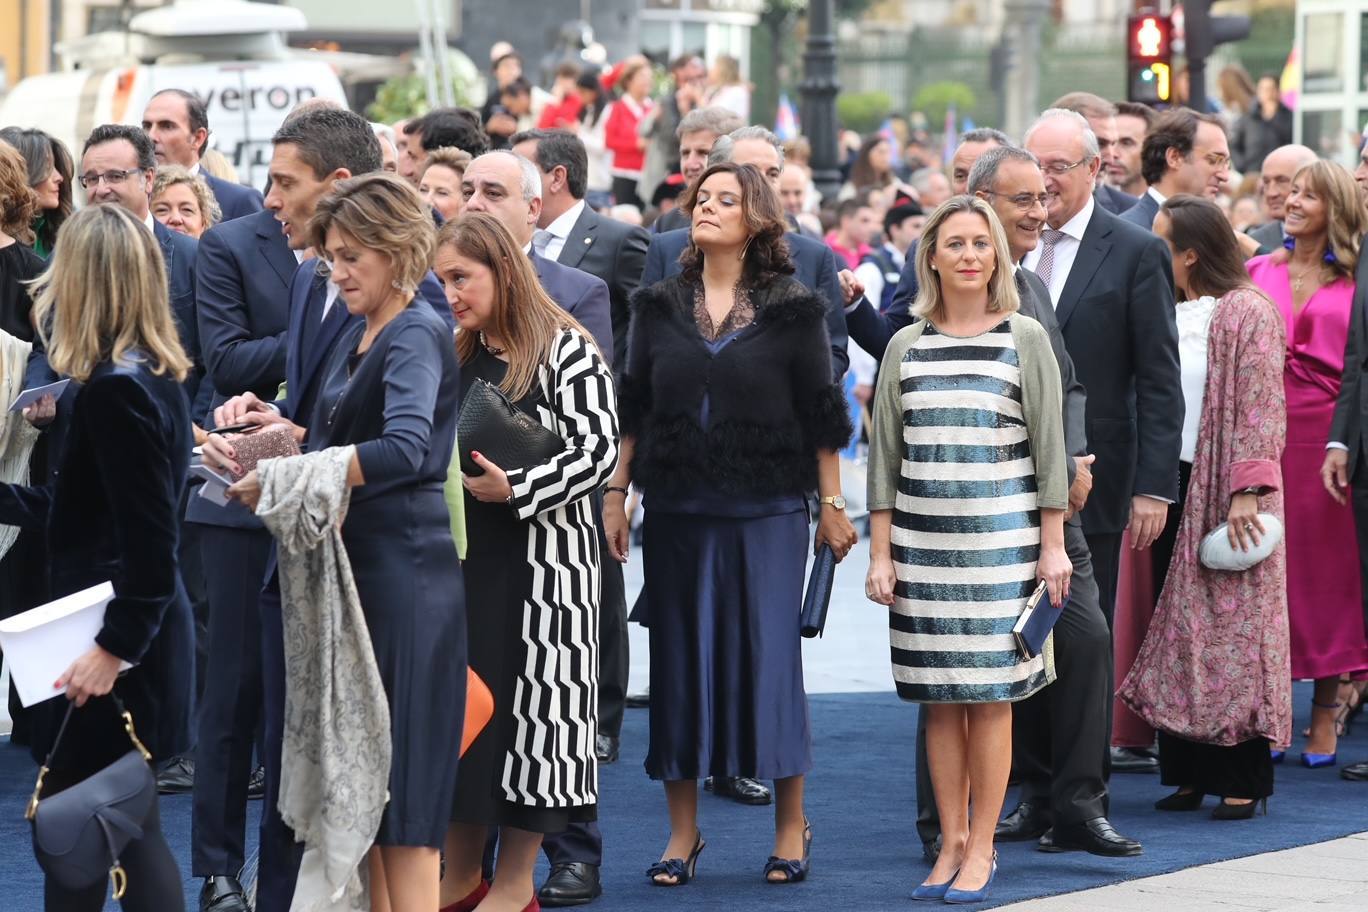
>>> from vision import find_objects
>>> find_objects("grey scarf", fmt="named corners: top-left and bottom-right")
top-left (0, 330), bottom-right (39, 561)
top-left (256, 446), bottom-right (391, 911)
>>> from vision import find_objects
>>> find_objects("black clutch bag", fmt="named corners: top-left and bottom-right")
top-left (27, 693), bottom-right (156, 900)
top-left (457, 378), bottom-right (563, 476)
top-left (800, 544), bottom-right (837, 638)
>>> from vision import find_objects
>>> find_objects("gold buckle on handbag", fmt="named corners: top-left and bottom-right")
top-left (121, 710), bottom-right (152, 762)
top-left (110, 864), bottom-right (128, 900)
top-left (25, 764), bottom-right (48, 821)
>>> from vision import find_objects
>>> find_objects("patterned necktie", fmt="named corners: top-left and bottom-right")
top-left (1033, 228), bottom-right (1069, 295)
top-left (532, 228), bottom-right (554, 258)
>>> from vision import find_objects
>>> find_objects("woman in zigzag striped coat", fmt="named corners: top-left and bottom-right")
top-left (867, 197), bottom-right (1071, 903)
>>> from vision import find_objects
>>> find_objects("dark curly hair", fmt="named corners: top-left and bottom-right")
top-left (0, 141), bottom-right (36, 242)
top-left (678, 161), bottom-right (794, 286)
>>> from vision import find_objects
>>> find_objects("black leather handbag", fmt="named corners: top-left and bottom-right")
top-left (457, 378), bottom-right (563, 476)
top-left (800, 544), bottom-right (837, 638)
top-left (26, 693), bottom-right (156, 900)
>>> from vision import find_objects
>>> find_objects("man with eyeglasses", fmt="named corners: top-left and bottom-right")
top-left (1050, 92), bottom-right (1138, 217)
top-left (1247, 144), bottom-right (1319, 255)
top-left (1119, 107), bottom-right (1231, 230)
top-left (1023, 109), bottom-right (1181, 842)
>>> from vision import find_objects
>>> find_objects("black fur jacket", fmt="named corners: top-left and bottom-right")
top-left (618, 274), bottom-right (853, 498)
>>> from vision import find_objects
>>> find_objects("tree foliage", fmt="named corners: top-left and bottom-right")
top-left (912, 81), bottom-right (976, 129)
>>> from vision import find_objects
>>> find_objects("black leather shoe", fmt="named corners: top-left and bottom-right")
top-left (1110, 746), bottom-right (1159, 773)
top-left (704, 776), bottom-right (772, 805)
top-left (996, 800), bottom-right (1052, 841)
top-left (595, 735), bottom-right (619, 764)
top-left (200, 875), bottom-right (249, 912)
top-left (247, 765), bottom-right (266, 800)
top-left (625, 691), bottom-right (650, 708)
top-left (921, 834), bottom-right (942, 863)
top-left (1342, 760), bottom-right (1368, 781)
top-left (157, 755), bottom-right (195, 794)
top-left (538, 862), bottom-right (602, 906)
top-left (1040, 817), bottom-right (1142, 857)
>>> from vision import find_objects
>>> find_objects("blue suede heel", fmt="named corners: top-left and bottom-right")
top-left (944, 852), bottom-right (997, 905)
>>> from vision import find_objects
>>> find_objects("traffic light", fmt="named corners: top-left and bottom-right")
top-left (1183, 0), bottom-right (1251, 111)
top-left (1127, 11), bottom-right (1173, 105)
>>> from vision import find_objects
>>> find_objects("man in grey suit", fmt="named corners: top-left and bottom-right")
top-left (1247, 144), bottom-right (1319, 255)
top-left (1119, 107), bottom-right (1230, 230)
top-left (1323, 140), bottom-right (1368, 783)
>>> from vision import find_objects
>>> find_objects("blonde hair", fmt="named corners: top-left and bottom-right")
top-left (912, 195), bottom-right (1020, 320)
top-left (307, 172), bottom-right (436, 295)
top-left (422, 146), bottom-right (473, 180)
top-left (1291, 160), bottom-right (1363, 281)
top-left (29, 205), bottom-right (191, 383)
top-left (441, 212), bottom-right (598, 402)
top-left (198, 148), bottom-right (239, 182)
top-left (152, 165), bottom-right (221, 229)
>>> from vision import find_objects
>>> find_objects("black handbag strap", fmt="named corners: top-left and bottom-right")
top-left (28, 692), bottom-right (151, 821)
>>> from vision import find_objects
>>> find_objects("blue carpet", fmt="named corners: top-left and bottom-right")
top-left (2, 682), bottom-right (1365, 910)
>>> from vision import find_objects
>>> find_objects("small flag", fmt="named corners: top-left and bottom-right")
top-left (775, 93), bottom-right (799, 141)
top-left (941, 103), bottom-right (958, 163)
top-left (1279, 48), bottom-right (1300, 111)
top-left (878, 118), bottom-right (902, 168)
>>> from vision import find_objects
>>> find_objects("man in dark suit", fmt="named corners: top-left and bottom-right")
top-left (1246, 144), bottom-right (1318, 255)
top-left (1021, 110), bottom-right (1181, 834)
top-left (641, 125), bottom-right (851, 381)
top-left (1325, 142), bottom-right (1368, 783)
top-left (208, 107), bottom-right (450, 912)
top-left (1050, 92), bottom-right (1139, 216)
top-left (513, 129), bottom-right (649, 368)
top-left (1119, 107), bottom-right (1231, 230)
top-left (969, 145), bottom-right (1138, 857)
top-left (143, 89), bottom-right (264, 221)
top-left (455, 147), bottom-right (616, 908)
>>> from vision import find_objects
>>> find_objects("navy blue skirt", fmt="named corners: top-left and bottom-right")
top-left (643, 504), bottom-right (812, 781)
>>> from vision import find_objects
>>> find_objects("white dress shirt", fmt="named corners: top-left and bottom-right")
top-left (294, 248), bottom-right (341, 319)
top-left (1021, 195), bottom-right (1094, 307)
top-left (539, 199), bottom-right (585, 263)
top-left (1147, 186), bottom-right (1167, 208)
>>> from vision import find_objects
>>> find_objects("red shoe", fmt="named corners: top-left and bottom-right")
top-left (439, 879), bottom-right (490, 912)
top-left (522, 899), bottom-right (540, 912)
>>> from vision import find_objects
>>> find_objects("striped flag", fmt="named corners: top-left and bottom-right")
top-left (942, 103), bottom-right (958, 162)
top-left (775, 93), bottom-right (799, 140)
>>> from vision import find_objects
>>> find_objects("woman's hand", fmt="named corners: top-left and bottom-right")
top-left (603, 493), bottom-right (630, 563)
top-left (1036, 544), bottom-right (1072, 606)
top-left (201, 432), bottom-right (242, 477)
top-left (462, 451), bottom-right (514, 504)
top-left (866, 555), bottom-right (896, 606)
top-left (1227, 492), bottom-right (1265, 552)
top-left (227, 469), bottom-right (261, 512)
top-left (56, 645), bottom-right (122, 707)
top-left (814, 504), bottom-right (858, 562)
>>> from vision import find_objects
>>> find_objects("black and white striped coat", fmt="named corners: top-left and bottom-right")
top-left (500, 327), bottom-right (619, 808)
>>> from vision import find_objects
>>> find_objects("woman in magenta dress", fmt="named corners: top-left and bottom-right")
top-left (1247, 160), bottom-right (1368, 768)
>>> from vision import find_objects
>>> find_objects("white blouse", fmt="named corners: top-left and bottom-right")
top-left (1176, 295), bottom-right (1218, 463)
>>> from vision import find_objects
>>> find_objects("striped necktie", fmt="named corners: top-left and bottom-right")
top-left (1033, 228), bottom-right (1069, 297)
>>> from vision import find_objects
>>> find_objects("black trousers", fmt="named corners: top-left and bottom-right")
top-left (255, 576), bottom-right (303, 912)
top-left (181, 517), bottom-right (211, 701)
top-left (1157, 731), bottom-right (1274, 799)
top-left (192, 525), bottom-right (271, 877)
top-left (1086, 531), bottom-right (1124, 632)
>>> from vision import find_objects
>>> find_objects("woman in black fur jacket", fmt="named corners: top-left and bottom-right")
top-left (603, 161), bottom-right (857, 887)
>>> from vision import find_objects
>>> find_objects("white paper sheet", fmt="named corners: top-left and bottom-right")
top-left (192, 463), bottom-right (234, 506)
top-left (9, 379), bottom-right (70, 412)
top-left (0, 582), bottom-right (134, 707)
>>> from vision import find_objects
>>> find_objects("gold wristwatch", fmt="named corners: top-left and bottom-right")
top-left (820, 495), bottom-right (847, 510)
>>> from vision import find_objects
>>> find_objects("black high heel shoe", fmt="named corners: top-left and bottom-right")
top-left (1154, 788), bottom-right (1204, 811)
top-left (647, 831), bottom-right (705, 886)
top-left (1212, 797), bottom-right (1267, 820)
top-left (764, 819), bottom-right (813, 884)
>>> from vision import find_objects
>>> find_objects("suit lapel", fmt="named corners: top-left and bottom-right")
top-left (557, 206), bottom-right (596, 269)
top-left (1054, 213), bottom-right (1112, 330)
top-left (153, 221), bottom-right (174, 275)
top-left (300, 276), bottom-right (344, 390)
top-left (257, 213), bottom-right (297, 287)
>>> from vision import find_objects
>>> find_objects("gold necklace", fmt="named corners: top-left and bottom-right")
top-left (1291, 261), bottom-right (1322, 292)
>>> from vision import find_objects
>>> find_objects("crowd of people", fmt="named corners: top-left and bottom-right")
top-left (0, 41), bottom-right (1367, 912)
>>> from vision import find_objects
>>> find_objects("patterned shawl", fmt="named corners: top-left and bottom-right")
top-left (0, 330), bottom-right (39, 561)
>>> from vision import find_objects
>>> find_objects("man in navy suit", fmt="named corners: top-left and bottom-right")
top-left (641, 125), bottom-right (850, 380)
top-left (1119, 107), bottom-right (1231, 231)
top-left (143, 89), bottom-right (264, 221)
top-left (207, 107), bottom-right (450, 912)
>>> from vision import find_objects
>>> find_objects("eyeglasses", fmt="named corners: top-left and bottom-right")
top-left (1041, 158), bottom-right (1087, 176)
top-left (983, 191), bottom-right (1051, 211)
top-left (1203, 152), bottom-right (1232, 170)
top-left (77, 168), bottom-right (144, 189)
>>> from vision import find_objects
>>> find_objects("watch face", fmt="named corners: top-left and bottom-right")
top-left (829, 495), bottom-right (846, 509)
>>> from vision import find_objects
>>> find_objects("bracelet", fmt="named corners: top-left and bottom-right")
top-left (605, 485), bottom-right (629, 497)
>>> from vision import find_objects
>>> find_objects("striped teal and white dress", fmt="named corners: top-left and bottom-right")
top-left (867, 314), bottom-right (1067, 704)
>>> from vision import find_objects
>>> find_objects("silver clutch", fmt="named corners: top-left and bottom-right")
top-left (1198, 513), bottom-right (1283, 571)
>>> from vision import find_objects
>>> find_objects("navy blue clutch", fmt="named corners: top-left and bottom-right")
top-left (1012, 582), bottom-right (1066, 659)
top-left (800, 544), bottom-right (837, 639)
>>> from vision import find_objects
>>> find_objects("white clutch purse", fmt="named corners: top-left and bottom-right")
top-left (1198, 513), bottom-right (1283, 571)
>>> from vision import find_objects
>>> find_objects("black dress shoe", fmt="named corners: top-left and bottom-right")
top-left (1110, 746), bottom-right (1159, 773)
top-left (995, 800), bottom-right (1052, 841)
top-left (595, 735), bottom-right (620, 764)
top-left (200, 875), bottom-right (249, 912)
top-left (921, 834), bottom-right (943, 863)
top-left (1040, 817), bottom-right (1142, 857)
top-left (157, 755), bottom-right (195, 795)
top-left (625, 691), bottom-right (650, 708)
top-left (704, 776), bottom-right (772, 805)
top-left (1342, 760), bottom-right (1368, 781)
top-left (538, 862), bottom-right (602, 906)
top-left (247, 765), bottom-right (266, 800)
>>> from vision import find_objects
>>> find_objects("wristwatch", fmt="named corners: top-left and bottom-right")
top-left (820, 495), bottom-right (847, 510)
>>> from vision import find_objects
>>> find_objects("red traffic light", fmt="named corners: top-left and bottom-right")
top-left (1128, 13), bottom-right (1173, 61)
